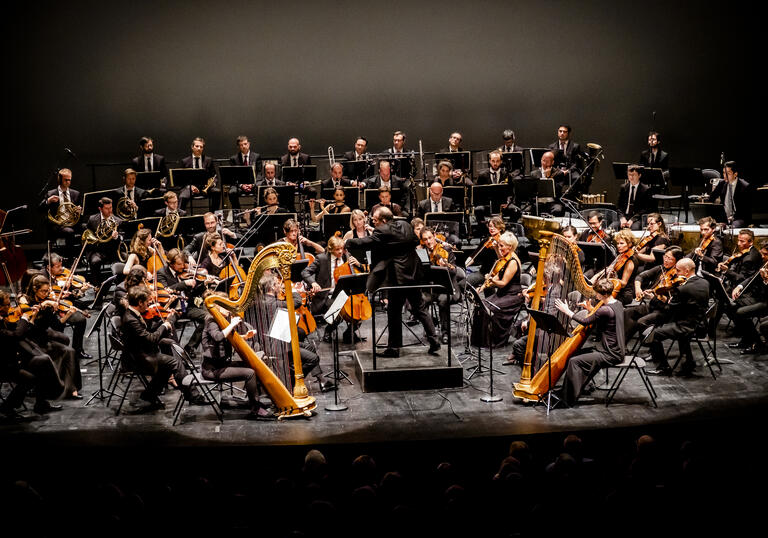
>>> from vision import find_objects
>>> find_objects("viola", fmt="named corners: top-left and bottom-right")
top-left (478, 252), bottom-right (512, 292)
top-left (142, 302), bottom-right (176, 321)
top-left (57, 268), bottom-right (92, 292)
top-left (718, 247), bottom-right (750, 273)
top-left (636, 231), bottom-right (659, 251)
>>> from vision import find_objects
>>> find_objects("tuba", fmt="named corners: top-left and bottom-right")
top-left (48, 201), bottom-right (82, 227)
top-left (81, 216), bottom-right (117, 244)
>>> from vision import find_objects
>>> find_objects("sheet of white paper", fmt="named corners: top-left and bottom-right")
top-left (323, 290), bottom-right (349, 325)
top-left (269, 308), bottom-right (300, 343)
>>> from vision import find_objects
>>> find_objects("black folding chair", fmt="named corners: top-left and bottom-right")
top-left (170, 344), bottom-right (223, 425)
top-left (605, 326), bottom-right (658, 407)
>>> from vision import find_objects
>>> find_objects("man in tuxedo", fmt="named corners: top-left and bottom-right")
top-left (132, 136), bottom-right (168, 178)
top-left (281, 137), bottom-right (312, 168)
top-left (417, 182), bottom-right (455, 219)
top-left (321, 162), bottom-right (354, 189)
top-left (639, 131), bottom-right (669, 171)
top-left (345, 206), bottom-right (440, 356)
top-left (617, 164), bottom-right (654, 230)
top-left (184, 212), bottom-right (237, 264)
top-left (366, 160), bottom-right (403, 190)
top-left (532, 151), bottom-right (567, 216)
top-left (256, 163), bottom-right (283, 187)
top-left (647, 258), bottom-right (710, 377)
top-left (709, 161), bottom-right (751, 227)
top-left (439, 132), bottom-right (467, 181)
top-left (153, 191), bottom-right (187, 217)
top-left (40, 168), bottom-right (82, 249)
top-left (111, 168), bottom-right (146, 219)
top-left (120, 285), bottom-right (197, 409)
top-left (370, 186), bottom-right (405, 218)
top-left (387, 130), bottom-right (408, 155)
top-left (179, 136), bottom-right (219, 211)
top-left (157, 248), bottom-right (207, 357)
top-left (227, 135), bottom-right (262, 215)
top-left (474, 151), bottom-right (509, 225)
top-left (728, 244), bottom-right (768, 353)
top-left (344, 136), bottom-right (369, 162)
top-left (547, 124), bottom-right (582, 170)
top-left (498, 129), bottom-right (523, 154)
top-left (85, 197), bottom-right (122, 284)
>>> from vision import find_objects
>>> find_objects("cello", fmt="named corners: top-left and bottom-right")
top-left (333, 254), bottom-right (373, 324)
top-left (292, 232), bottom-right (317, 334)
top-left (0, 209), bottom-right (29, 303)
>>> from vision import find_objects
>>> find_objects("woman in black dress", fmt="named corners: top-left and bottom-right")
top-left (554, 278), bottom-right (626, 407)
top-left (310, 187), bottom-right (351, 223)
top-left (471, 231), bottom-right (524, 348)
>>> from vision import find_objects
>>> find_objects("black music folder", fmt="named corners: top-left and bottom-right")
top-left (256, 185), bottom-right (296, 213)
top-left (282, 165), bottom-right (317, 184)
top-left (219, 165), bottom-right (257, 187)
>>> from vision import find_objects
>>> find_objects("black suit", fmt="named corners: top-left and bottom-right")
top-left (547, 140), bottom-right (582, 169)
top-left (86, 213), bottom-right (122, 283)
top-left (120, 307), bottom-right (185, 398)
top-left (639, 149), bottom-right (669, 170)
top-left (281, 152), bottom-right (312, 167)
top-left (132, 153), bottom-right (168, 177)
top-left (417, 196), bottom-right (455, 219)
top-left (179, 154), bottom-right (218, 210)
top-left (617, 182), bottom-right (654, 227)
top-left (710, 178), bottom-right (752, 226)
top-left (110, 186), bottom-right (146, 218)
top-left (343, 150), bottom-right (370, 162)
top-left (321, 177), bottom-right (354, 189)
top-left (476, 167), bottom-right (509, 185)
top-left (724, 245), bottom-right (762, 287)
top-left (302, 252), bottom-right (348, 316)
top-left (157, 265), bottom-right (207, 351)
top-left (366, 174), bottom-right (404, 190)
top-left (227, 151), bottom-right (262, 209)
top-left (346, 220), bottom-right (437, 348)
top-left (40, 187), bottom-right (82, 246)
top-left (649, 275), bottom-right (709, 371)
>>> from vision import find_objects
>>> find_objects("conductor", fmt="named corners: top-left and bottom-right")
top-left (345, 206), bottom-right (440, 357)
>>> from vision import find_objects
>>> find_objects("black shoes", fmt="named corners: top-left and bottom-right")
top-left (33, 401), bottom-right (63, 414)
top-left (184, 345), bottom-right (198, 359)
top-left (648, 366), bottom-right (672, 376)
top-left (381, 348), bottom-right (400, 358)
top-left (66, 393), bottom-right (84, 400)
top-left (428, 341), bottom-right (441, 355)
top-left (319, 380), bottom-right (336, 393)
top-left (246, 405), bottom-right (274, 420)
top-left (727, 341), bottom-right (746, 349)
top-left (77, 350), bottom-right (93, 360)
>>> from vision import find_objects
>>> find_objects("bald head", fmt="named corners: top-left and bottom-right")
top-left (676, 258), bottom-right (696, 276)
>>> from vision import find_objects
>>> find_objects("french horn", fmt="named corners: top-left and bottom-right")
top-left (48, 201), bottom-right (82, 227)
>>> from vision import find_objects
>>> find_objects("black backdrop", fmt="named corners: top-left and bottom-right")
top-left (4, 0), bottom-right (757, 238)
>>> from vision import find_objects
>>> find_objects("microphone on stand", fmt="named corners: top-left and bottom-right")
top-left (64, 148), bottom-right (78, 159)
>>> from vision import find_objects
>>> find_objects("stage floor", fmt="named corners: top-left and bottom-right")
top-left (3, 309), bottom-right (768, 451)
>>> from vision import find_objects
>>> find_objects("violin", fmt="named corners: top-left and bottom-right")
top-left (142, 302), bottom-right (176, 321)
top-left (478, 253), bottom-right (512, 292)
top-left (594, 247), bottom-right (635, 282)
top-left (466, 232), bottom-right (500, 267)
top-left (429, 244), bottom-right (455, 270)
top-left (652, 268), bottom-right (686, 303)
top-left (586, 228), bottom-right (609, 243)
top-left (692, 234), bottom-right (716, 261)
top-left (717, 247), bottom-right (750, 273)
top-left (636, 231), bottom-right (659, 251)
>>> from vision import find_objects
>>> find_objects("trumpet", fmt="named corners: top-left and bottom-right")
top-left (328, 146), bottom-right (336, 167)
top-left (202, 176), bottom-right (216, 194)
top-left (48, 201), bottom-right (82, 227)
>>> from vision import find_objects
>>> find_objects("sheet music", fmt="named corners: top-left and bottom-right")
top-left (269, 308), bottom-right (300, 343)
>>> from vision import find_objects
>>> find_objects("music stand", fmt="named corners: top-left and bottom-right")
top-left (321, 288), bottom-right (350, 412)
top-left (282, 165), bottom-right (317, 184)
top-left (364, 188), bottom-right (403, 211)
top-left (464, 284), bottom-right (503, 401)
top-left (577, 241), bottom-right (611, 272)
top-left (690, 202), bottom-right (728, 225)
top-left (442, 186), bottom-right (466, 213)
top-left (342, 160), bottom-right (371, 182)
top-left (528, 148), bottom-right (548, 170)
top-left (139, 196), bottom-right (166, 218)
top-left (321, 213), bottom-right (352, 240)
top-left (168, 168), bottom-right (209, 190)
top-left (328, 274), bottom-right (369, 385)
top-left (242, 213), bottom-right (297, 247)
top-left (669, 167), bottom-right (703, 222)
top-left (471, 184), bottom-right (513, 214)
top-left (424, 213), bottom-right (462, 239)
top-left (121, 217), bottom-right (160, 242)
top-left (643, 168), bottom-right (666, 192)
top-left (527, 308), bottom-right (571, 414)
top-left (384, 155), bottom-right (412, 178)
top-left (536, 179), bottom-right (556, 215)
top-left (499, 151), bottom-right (524, 175)
top-left (512, 177), bottom-right (538, 210)
top-left (423, 265), bottom-right (456, 363)
top-left (135, 171), bottom-right (164, 192)
top-left (84, 303), bottom-right (116, 406)
top-left (218, 165), bottom-right (257, 189)
top-left (435, 151), bottom-right (471, 174)
top-left (174, 215), bottom-right (206, 246)
top-left (81, 189), bottom-right (116, 222)
top-left (612, 162), bottom-right (629, 181)
top-left (256, 185), bottom-right (296, 213)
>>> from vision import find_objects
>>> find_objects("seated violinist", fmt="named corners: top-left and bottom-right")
top-left (686, 216), bottom-right (722, 274)
top-left (578, 211), bottom-right (608, 243)
top-left (157, 248), bottom-right (207, 358)
top-left (420, 227), bottom-right (465, 345)
top-left (41, 253), bottom-right (91, 360)
top-left (591, 229), bottom-right (638, 306)
top-left (310, 186), bottom-right (351, 223)
top-left (633, 213), bottom-right (671, 271)
top-left (199, 232), bottom-right (244, 295)
top-left (625, 246), bottom-right (685, 340)
top-left (466, 216), bottom-right (505, 290)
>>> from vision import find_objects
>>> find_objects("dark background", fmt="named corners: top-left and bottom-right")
top-left (3, 0), bottom-right (757, 238)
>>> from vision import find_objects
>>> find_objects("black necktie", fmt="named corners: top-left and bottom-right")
top-left (146, 156), bottom-right (152, 172)
top-left (492, 172), bottom-right (498, 184)
top-left (244, 154), bottom-right (248, 166)
top-left (195, 157), bottom-right (200, 169)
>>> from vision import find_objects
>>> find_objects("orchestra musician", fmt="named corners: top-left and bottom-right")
top-left (40, 168), bottom-right (81, 249)
top-left (282, 218), bottom-right (324, 255)
top-left (616, 164), bottom-right (653, 230)
top-left (111, 265), bottom-right (149, 317)
top-left (466, 216), bottom-right (505, 290)
top-left (120, 285), bottom-right (199, 409)
top-left (123, 228), bottom-right (160, 277)
top-left (370, 186), bottom-right (404, 218)
top-left (302, 235), bottom-right (359, 343)
top-left (417, 182), bottom-right (455, 219)
top-left (20, 274), bottom-right (82, 400)
top-left (342, 209), bottom-right (374, 241)
top-left (154, 191), bottom-right (187, 218)
top-left (42, 252), bottom-right (91, 360)
top-left (634, 213), bottom-right (671, 269)
top-left (179, 136), bottom-right (219, 211)
top-left (281, 137), bottom-right (312, 168)
top-left (310, 186), bottom-right (351, 223)
top-left (344, 136), bottom-right (370, 162)
top-left (470, 231), bottom-right (523, 348)
top-left (553, 278), bottom-right (626, 407)
top-left (579, 211), bottom-right (608, 243)
top-left (561, 225), bottom-right (586, 266)
top-left (625, 246), bottom-right (685, 340)
top-left (345, 206), bottom-right (440, 357)
top-left (473, 151), bottom-right (509, 226)
top-left (687, 216), bottom-right (723, 274)
top-left (433, 160), bottom-right (467, 187)
top-left (185, 212), bottom-right (237, 265)
top-left (201, 290), bottom-right (271, 419)
top-left (716, 229), bottom-right (761, 291)
top-left (498, 128), bottom-right (523, 154)
top-left (259, 271), bottom-right (332, 392)
top-left (111, 168), bottom-right (146, 218)
top-left (199, 232), bottom-right (231, 278)
top-left (131, 136), bottom-right (168, 179)
top-left (639, 131), bottom-right (669, 171)
top-left (708, 161), bottom-right (751, 227)
top-left (420, 226), bottom-right (465, 345)
top-left (593, 229), bottom-right (638, 306)
top-left (726, 244), bottom-right (768, 354)
top-left (227, 135), bottom-right (262, 217)
top-left (256, 162), bottom-right (283, 187)
top-left (548, 124), bottom-right (582, 171)
top-left (85, 197), bottom-right (121, 285)
top-left (322, 162), bottom-right (354, 190)
top-left (387, 130), bottom-right (408, 155)
top-left (254, 187), bottom-right (287, 215)
top-left (366, 160), bottom-right (403, 191)
top-left (532, 151), bottom-right (566, 216)
top-left (647, 258), bottom-right (709, 377)
top-left (157, 248), bottom-right (207, 358)
top-left (0, 290), bottom-right (67, 417)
